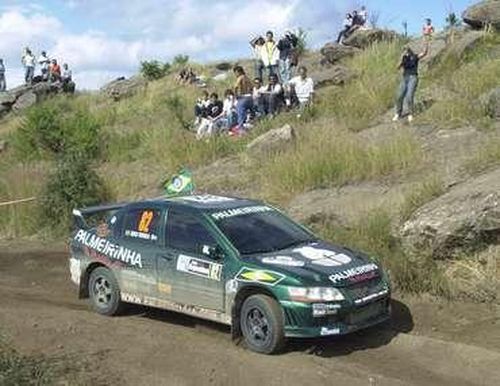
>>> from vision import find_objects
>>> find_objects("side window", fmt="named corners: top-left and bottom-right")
top-left (122, 208), bottom-right (161, 243)
top-left (166, 209), bottom-right (217, 255)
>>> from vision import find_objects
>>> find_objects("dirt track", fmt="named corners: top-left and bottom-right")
top-left (0, 244), bottom-right (499, 386)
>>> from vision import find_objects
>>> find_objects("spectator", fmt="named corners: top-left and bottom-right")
top-left (196, 92), bottom-right (224, 140)
top-left (261, 74), bottom-right (284, 117)
top-left (38, 51), bottom-right (50, 81)
top-left (277, 30), bottom-right (298, 84)
top-left (252, 77), bottom-right (266, 116)
top-left (194, 91), bottom-right (210, 125)
top-left (359, 6), bottom-right (368, 26)
top-left (337, 14), bottom-right (353, 44)
top-left (221, 89), bottom-right (238, 131)
top-left (350, 10), bottom-right (364, 31)
top-left (49, 59), bottom-right (61, 82)
top-left (0, 59), bottom-right (6, 92)
top-left (22, 48), bottom-right (35, 85)
top-left (288, 66), bottom-right (314, 113)
top-left (393, 43), bottom-right (429, 123)
top-left (422, 18), bottom-right (435, 40)
top-left (260, 31), bottom-right (280, 79)
top-left (233, 65), bottom-right (253, 133)
top-left (62, 63), bottom-right (75, 93)
top-left (250, 36), bottom-right (265, 81)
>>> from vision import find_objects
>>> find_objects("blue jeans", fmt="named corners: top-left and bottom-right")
top-left (264, 65), bottom-right (278, 79)
top-left (254, 60), bottom-right (264, 81)
top-left (236, 96), bottom-right (253, 130)
top-left (396, 75), bottom-right (418, 116)
top-left (25, 66), bottom-right (34, 84)
top-left (279, 58), bottom-right (291, 84)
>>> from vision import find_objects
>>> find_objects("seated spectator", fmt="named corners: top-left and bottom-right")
top-left (260, 74), bottom-right (284, 117)
top-left (49, 59), bottom-right (61, 82)
top-left (422, 18), bottom-right (435, 40)
top-left (252, 77), bottom-right (266, 116)
top-left (176, 68), bottom-right (188, 83)
top-left (196, 92), bottom-right (224, 140)
top-left (337, 14), bottom-right (353, 44)
top-left (288, 66), bottom-right (314, 113)
top-left (221, 89), bottom-right (238, 131)
top-left (38, 51), bottom-right (50, 81)
top-left (233, 65), bottom-right (253, 134)
top-left (359, 6), bottom-right (368, 26)
top-left (194, 91), bottom-right (210, 125)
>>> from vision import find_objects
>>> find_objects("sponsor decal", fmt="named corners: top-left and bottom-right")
top-left (176, 254), bottom-right (223, 281)
top-left (235, 267), bottom-right (285, 286)
top-left (354, 289), bottom-right (389, 305)
top-left (211, 205), bottom-right (273, 221)
top-left (124, 229), bottom-right (159, 241)
top-left (329, 263), bottom-right (379, 284)
top-left (261, 256), bottom-right (305, 267)
top-left (158, 282), bottom-right (172, 294)
top-left (320, 327), bottom-right (340, 336)
top-left (225, 279), bottom-right (239, 293)
top-left (69, 257), bottom-right (81, 285)
top-left (293, 246), bottom-right (352, 267)
top-left (312, 303), bottom-right (341, 317)
top-left (74, 229), bottom-right (143, 268)
top-left (181, 195), bottom-right (235, 204)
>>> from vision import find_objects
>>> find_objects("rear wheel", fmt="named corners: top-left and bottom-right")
top-left (88, 267), bottom-right (123, 316)
top-left (240, 294), bottom-right (285, 354)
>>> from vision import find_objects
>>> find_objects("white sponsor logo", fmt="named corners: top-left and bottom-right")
top-left (181, 195), bottom-right (235, 204)
top-left (261, 256), bottom-right (305, 267)
top-left (320, 327), bottom-right (340, 336)
top-left (354, 289), bottom-right (390, 305)
top-left (293, 246), bottom-right (352, 267)
top-left (69, 257), bottom-right (81, 285)
top-left (125, 229), bottom-right (158, 241)
top-left (177, 254), bottom-right (222, 281)
top-left (329, 263), bottom-right (379, 284)
top-left (74, 229), bottom-right (143, 268)
top-left (211, 205), bottom-right (273, 220)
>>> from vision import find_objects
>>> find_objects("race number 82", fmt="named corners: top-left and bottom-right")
top-left (138, 210), bottom-right (154, 233)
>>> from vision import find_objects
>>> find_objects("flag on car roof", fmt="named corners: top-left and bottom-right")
top-left (164, 168), bottom-right (195, 197)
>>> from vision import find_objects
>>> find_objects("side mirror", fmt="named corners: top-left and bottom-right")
top-left (201, 245), bottom-right (224, 260)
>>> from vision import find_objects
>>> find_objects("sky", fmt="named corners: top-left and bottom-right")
top-left (0, 0), bottom-right (475, 90)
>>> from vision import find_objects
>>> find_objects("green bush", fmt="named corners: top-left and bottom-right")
top-left (13, 100), bottom-right (102, 160)
top-left (140, 60), bottom-right (171, 81)
top-left (39, 155), bottom-right (111, 231)
top-left (173, 54), bottom-right (189, 67)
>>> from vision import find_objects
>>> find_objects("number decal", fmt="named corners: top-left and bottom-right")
top-left (138, 210), bottom-right (154, 233)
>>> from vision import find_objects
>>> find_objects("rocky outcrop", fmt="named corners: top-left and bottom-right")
top-left (463, 0), bottom-right (500, 29)
top-left (312, 65), bottom-right (355, 88)
top-left (342, 28), bottom-right (398, 49)
top-left (246, 124), bottom-right (296, 156)
top-left (215, 62), bottom-right (233, 71)
top-left (401, 167), bottom-right (500, 259)
top-left (320, 43), bottom-right (359, 65)
top-left (483, 87), bottom-right (500, 119)
top-left (101, 76), bottom-right (146, 101)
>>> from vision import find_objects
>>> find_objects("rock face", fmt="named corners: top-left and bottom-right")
top-left (342, 29), bottom-right (398, 49)
top-left (246, 124), bottom-right (296, 156)
top-left (215, 62), bottom-right (233, 71)
top-left (463, 0), bottom-right (500, 29)
top-left (483, 87), bottom-right (500, 119)
top-left (320, 43), bottom-right (360, 64)
top-left (312, 65), bottom-right (354, 88)
top-left (101, 76), bottom-right (146, 101)
top-left (401, 167), bottom-right (500, 259)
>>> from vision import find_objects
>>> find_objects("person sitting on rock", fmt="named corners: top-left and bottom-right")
top-left (38, 51), bottom-right (50, 81)
top-left (49, 59), bottom-right (61, 82)
top-left (196, 92), bottom-right (224, 140)
top-left (194, 91), bottom-right (210, 125)
top-left (359, 6), bottom-right (368, 26)
top-left (22, 48), bottom-right (36, 85)
top-left (0, 59), bottom-right (6, 92)
top-left (422, 18), bottom-right (435, 40)
top-left (221, 89), bottom-right (238, 131)
top-left (252, 77), bottom-right (266, 116)
top-left (348, 10), bottom-right (364, 34)
top-left (337, 13), bottom-right (353, 44)
top-left (62, 63), bottom-right (75, 93)
top-left (393, 43), bottom-right (429, 124)
top-left (261, 74), bottom-right (284, 117)
top-left (288, 66), bottom-right (314, 115)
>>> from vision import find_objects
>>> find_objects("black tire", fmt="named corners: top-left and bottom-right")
top-left (240, 294), bottom-right (285, 354)
top-left (88, 267), bottom-right (123, 316)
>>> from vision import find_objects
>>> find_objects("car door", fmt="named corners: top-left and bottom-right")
top-left (116, 205), bottom-right (166, 300)
top-left (162, 207), bottom-right (225, 311)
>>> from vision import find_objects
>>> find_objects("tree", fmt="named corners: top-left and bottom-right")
top-left (173, 54), bottom-right (190, 67)
top-left (295, 28), bottom-right (308, 57)
top-left (140, 60), bottom-right (171, 81)
top-left (445, 10), bottom-right (462, 44)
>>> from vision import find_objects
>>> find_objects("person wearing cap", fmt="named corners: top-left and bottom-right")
top-left (277, 30), bottom-right (299, 84)
top-left (0, 59), bottom-right (6, 92)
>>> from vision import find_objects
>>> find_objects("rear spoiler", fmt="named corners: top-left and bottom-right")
top-left (72, 203), bottom-right (127, 229)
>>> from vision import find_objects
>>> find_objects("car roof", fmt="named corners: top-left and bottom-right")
top-left (127, 194), bottom-right (264, 212)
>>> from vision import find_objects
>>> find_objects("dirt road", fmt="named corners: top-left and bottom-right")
top-left (0, 243), bottom-right (499, 386)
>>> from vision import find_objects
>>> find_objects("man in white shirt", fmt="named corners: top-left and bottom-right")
top-left (22, 48), bottom-right (36, 85)
top-left (38, 51), bottom-right (50, 80)
top-left (261, 74), bottom-right (283, 116)
top-left (252, 77), bottom-right (267, 116)
top-left (289, 66), bottom-right (314, 110)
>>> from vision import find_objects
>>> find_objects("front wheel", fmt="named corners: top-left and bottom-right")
top-left (88, 267), bottom-right (124, 316)
top-left (240, 294), bottom-right (285, 354)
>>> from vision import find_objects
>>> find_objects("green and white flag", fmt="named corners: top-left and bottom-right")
top-left (164, 168), bottom-right (195, 197)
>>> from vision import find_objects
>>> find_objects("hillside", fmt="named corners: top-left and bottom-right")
top-left (1, 3), bottom-right (500, 303)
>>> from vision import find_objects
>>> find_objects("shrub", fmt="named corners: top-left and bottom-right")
top-left (39, 154), bottom-right (111, 232)
top-left (173, 54), bottom-right (189, 67)
top-left (140, 60), bottom-right (171, 81)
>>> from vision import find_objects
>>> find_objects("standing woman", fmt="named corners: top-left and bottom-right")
top-left (393, 43), bottom-right (429, 123)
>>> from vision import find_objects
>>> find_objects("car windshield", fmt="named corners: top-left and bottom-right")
top-left (212, 208), bottom-right (317, 255)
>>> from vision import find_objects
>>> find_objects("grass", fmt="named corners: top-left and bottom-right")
top-left (400, 177), bottom-right (445, 221)
top-left (465, 136), bottom-right (500, 173)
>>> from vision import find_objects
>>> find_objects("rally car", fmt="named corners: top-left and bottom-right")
top-left (69, 194), bottom-right (391, 354)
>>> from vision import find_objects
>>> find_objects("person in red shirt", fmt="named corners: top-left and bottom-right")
top-left (422, 18), bottom-right (435, 40)
top-left (49, 59), bottom-right (61, 82)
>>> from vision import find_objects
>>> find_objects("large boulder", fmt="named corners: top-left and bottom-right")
top-left (101, 76), bottom-right (146, 101)
top-left (215, 62), bottom-right (233, 71)
top-left (343, 28), bottom-right (398, 49)
top-left (12, 91), bottom-right (37, 112)
top-left (320, 43), bottom-right (360, 64)
top-left (401, 167), bottom-right (500, 259)
top-left (463, 0), bottom-right (500, 30)
top-left (246, 124), bottom-right (296, 156)
top-left (311, 65), bottom-right (354, 88)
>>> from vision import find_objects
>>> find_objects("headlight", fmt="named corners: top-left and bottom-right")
top-left (287, 287), bottom-right (345, 302)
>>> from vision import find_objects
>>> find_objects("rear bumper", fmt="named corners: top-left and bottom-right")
top-left (281, 296), bottom-right (391, 338)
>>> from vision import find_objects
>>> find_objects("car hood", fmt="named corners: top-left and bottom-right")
top-left (245, 241), bottom-right (380, 287)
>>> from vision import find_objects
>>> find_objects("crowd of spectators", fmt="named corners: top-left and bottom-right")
top-left (337, 6), bottom-right (369, 44)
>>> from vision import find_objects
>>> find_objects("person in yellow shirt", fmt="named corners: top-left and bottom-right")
top-left (260, 31), bottom-right (280, 79)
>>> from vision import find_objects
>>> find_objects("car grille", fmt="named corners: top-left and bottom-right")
top-left (347, 299), bottom-right (387, 325)
top-left (347, 276), bottom-right (384, 299)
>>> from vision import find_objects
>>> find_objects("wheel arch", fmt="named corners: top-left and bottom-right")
top-left (79, 262), bottom-right (109, 299)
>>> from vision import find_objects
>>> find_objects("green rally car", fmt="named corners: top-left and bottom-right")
top-left (69, 194), bottom-right (391, 354)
